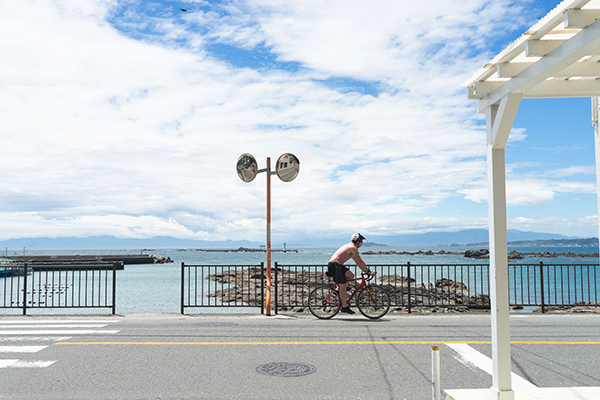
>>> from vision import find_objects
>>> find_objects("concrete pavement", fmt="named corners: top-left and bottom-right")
top-left (0, 312), bottom-right (599, 399)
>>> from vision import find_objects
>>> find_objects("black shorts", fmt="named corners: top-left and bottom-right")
top-left (327, 262), bottom-right (349, 284)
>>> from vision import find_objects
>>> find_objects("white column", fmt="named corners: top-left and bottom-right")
top-left (487, 145), bottom-right (514, 400)
top-left (485, 93), bottom-right (521, 400)
top-left (593, 98), bottom-right (600, 256)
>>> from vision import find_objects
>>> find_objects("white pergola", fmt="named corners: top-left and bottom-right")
top-left (448, 1), bottom-right (600, 399)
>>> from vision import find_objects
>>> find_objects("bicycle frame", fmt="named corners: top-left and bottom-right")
top-left (329, 274), bottom-right (374, 305)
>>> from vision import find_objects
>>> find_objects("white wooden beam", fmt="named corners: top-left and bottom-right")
top-left (525, 39), bottom-right (566, 57)
top-left (565, 8), bottom-right (600, 29)
top-left (497, 62), bottom-right (534, 78)
top-left (523, 78), bottom-right (600, 97)
top-left (473, 81), bottom-right (506, 96)
top-left (488, 94), bottom-right (522, 148)
top-left (478, 16), bottom-right (600, 112)
top-left (498, 60), bottom-right (600, 78)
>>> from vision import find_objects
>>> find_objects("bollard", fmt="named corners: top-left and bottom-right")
top-left (432, 346), bottom-right (441, 400)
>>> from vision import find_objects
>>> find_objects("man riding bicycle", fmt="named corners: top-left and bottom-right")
top-left (327, 233), bottom-right (375, 314)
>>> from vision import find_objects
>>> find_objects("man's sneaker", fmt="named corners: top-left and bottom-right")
top-left (340, 307), bottom-right (355, 314)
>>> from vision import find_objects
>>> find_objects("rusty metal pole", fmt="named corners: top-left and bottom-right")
top-left (266, 157), bottom-right (272, 316)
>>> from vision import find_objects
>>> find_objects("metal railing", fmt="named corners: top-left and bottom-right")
top-left (510, 262), bottom-right (599, 312)
top-left (181, 263), bottom-right (265, 314)
top-left (182, 262), bottom-right (600, 314)
top-left (1, 263), bottom-right (119, 315)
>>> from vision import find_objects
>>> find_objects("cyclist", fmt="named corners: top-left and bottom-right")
top-left (327, 233), bottom-right (375, 314)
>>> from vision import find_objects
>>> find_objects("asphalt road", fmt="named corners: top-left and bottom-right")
top-left (1, 312), bottom-right (599, 399)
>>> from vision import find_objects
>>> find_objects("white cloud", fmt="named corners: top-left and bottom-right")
top-left (510, 215), bottom-right (598, 237)
top-left (0, 0), bottom-right (595, 242)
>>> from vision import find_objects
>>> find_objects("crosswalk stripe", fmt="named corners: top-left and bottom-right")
top-left (0, 320), bottom-right (119, 324)
top-left (0, 324), bottom-right (108, 328)
top-left (0, 359), bottom-right (19, 368)
top-left (0, 346), bottom-right (47, 353)
top-left (0, 320), bottom-right (119, 369)
top-left (0, 337), bottom-right (71, 342)
top-left (0, 360), bottom-right (56, 368)
top-left (0, 330), bottom-right (120, 335)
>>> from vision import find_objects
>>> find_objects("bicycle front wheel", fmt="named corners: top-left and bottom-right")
top-left (308, 286), bottom-right (341, 319)
top-left (357, 286), bottom-right (390, 319)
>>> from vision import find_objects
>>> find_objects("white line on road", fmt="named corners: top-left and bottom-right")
top-left (446, 343), bottom-right (538, 390)
top-left (0, 330), bottom-right (120, 335)
top-left (0, 320), bottom-right (119, 324)
top-left (0, 324), bottom-right (108, 328)
top-left (0, 359), bottom-right (56, 368)
top-left (0, 337), bottom-right (71, 342)
top-left (0, 346), bottom-right (47, 353)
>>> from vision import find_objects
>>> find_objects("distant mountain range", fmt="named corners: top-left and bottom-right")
top-left (0, 229), bottom-right (595, 250)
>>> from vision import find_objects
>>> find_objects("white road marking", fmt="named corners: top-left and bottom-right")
top-left (446, 343), bottom-right (538, 390)
top-left (0, 324), bottom-right (108, 328)
top-left (0, 320), bottom-right (118, 369)
top-left (0, 320), bottom-right (119, 324)
top-left (0, 346), bottom-right (47, 353)
top-left (0, 359), bottom-right (56, 368)
top-left (0, 337), bottom-right (71, 342)
top-left (0, 330), bottom-right (120, 335)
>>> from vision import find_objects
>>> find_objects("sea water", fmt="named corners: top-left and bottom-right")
top-left (2, 246), bottom-right (598, 315)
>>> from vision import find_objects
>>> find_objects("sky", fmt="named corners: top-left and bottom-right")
top-left (1, 0), bottom-right (598, 244)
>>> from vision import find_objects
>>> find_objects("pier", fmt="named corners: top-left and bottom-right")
top-left (12, 254), bottom-right (172, 265)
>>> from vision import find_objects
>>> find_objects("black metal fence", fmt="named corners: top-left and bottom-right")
top-left (181, 263), bottom-right (265, 314)
top-left (181, 262), bottom-right (600, 314)
top-left (1, 263), bottom-right (119, 315)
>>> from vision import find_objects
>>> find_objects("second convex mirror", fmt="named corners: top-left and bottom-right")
top-left (276, 153), bottom-right (300, 182)
top-left (236, 153), bottom-right (258, 183)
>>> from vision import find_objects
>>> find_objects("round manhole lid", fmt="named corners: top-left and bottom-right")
top-left (257, 362), bottom-right (316, 377)
top-left (193, 322), bottom-right (237, 327)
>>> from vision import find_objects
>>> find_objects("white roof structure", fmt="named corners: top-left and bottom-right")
top-left (447, 1), bottom-right (600, 400)
top-left (464, 0), bottom-right (600, 111)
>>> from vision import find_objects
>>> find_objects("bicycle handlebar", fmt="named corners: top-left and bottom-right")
top-left (362, 271), bottom-right (376, 281)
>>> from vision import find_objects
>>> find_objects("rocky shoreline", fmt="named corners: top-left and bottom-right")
top-left (362, 249), bottom-right (600, 259)
top-left (204, 267), bottom-right (600, 314)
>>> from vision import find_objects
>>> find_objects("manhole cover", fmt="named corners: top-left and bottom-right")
top-left (193, 322), bottom-right (237, 327)
top-left (256, 362), bottom-right (316, 377)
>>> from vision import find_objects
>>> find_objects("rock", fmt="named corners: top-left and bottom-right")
top-left (464, 249), bottom-right (489, 259)
top-left (508, 250), bottom-right (523, 259)
top-left (435, 278), bottom-right (468, 291)
top-left (378, 274), bottom-right (415, 285)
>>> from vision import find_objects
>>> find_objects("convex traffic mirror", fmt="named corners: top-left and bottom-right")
top-left (236, 153), bottom-right (258, 183)
top-left (275, 153), bottom-right (300, 182)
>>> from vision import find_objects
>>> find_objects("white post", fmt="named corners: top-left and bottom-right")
top-left (488, 146), bottom-right (514, 400)
top-left (485, 94), bottom-right (521, 400)
top-left (593, 98), bottom-right (600, 259)
top-left (432, 346), bottom-right (441, 400)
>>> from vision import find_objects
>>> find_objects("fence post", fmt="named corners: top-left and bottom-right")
top-left (260, 262), bottom-right (265, 315)
top-left (112, 262), bottom-right (118, 315)
top-left (539, 262), bottom-right (545, 314)
top-left (407, 262), bottom-right (412, 314)
top-left (181, 262), bottom-right (185, 315)
top-left (274, 262), bottom-right (278, 315)
top-left (22, 263), bottom-right (28, 316)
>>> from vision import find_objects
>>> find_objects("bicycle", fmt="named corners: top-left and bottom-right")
top-left (307, 272), bottom-right (391, 319)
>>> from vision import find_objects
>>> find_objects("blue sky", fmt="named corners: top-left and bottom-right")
top-left (0, 0), bottom-right (598, 243)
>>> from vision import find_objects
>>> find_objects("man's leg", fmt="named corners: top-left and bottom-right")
top-left (339, 282), bottom-right (348, 308)
top-left (340, 270), bottom-right (355, 307)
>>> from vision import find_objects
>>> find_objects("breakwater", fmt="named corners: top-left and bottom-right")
top-left (177, 247), bottom-right (299, 253)
top-left (14, 254), bottom-right (173, 265)
top-left (362, 249), bottom-right (600, 259)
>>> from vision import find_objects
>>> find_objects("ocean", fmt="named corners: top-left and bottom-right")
top-left (2, 245), bottom-right (598, 315)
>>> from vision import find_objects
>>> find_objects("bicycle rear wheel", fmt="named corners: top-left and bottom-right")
top-left (356, 286), bottom-right (390, 319)
top-left (308, 286), bottom-right (341, 319)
